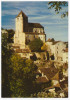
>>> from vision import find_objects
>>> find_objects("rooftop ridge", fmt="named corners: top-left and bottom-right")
top-left (16, 10), bottom-right (28, 18)
top-left (28, 23), bottom-right (44, 28)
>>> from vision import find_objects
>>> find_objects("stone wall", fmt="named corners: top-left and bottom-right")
top-left (25, 34), bottom-right (45, 44)
top-left (33, 28), bottom-right (44, 33)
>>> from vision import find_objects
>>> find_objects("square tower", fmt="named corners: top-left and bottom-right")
top-left (14, 11), bottom-right (28, 48)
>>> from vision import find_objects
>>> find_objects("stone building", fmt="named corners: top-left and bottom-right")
top-left (46, 39), bottom-right (67, 62)
top-left (62, 48), bottom-right (68, 63)
top-left (14, 11), bottom-right (46, 49)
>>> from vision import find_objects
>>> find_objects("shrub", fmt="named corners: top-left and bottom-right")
top-left (29, 38), bottom-right (43, 52)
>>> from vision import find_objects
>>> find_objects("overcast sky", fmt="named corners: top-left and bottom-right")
top-left (1, 1), bottom-right (68, 42)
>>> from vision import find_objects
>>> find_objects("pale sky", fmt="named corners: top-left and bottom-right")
top-left (1, 1), bottom-right (68, 42)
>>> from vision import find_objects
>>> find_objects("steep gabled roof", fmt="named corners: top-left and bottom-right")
top-left (28, 23), bottom-right (44, 28)
top-left (16, 10), bottom-right (28, 18)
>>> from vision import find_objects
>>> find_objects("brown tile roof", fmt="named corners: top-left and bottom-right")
top-left (51, 72), bottom-right (59, 80)
top-left (16, 10), bottom-right (28, 18)
top-left (39, 67), bottom-right (59, 80)
top-left (52, 41), bottom-right (60, 45)
top-left (47, 38), bottom-right (55, 42)
top-left (25, 32), bottom-right (45, 35)
top-left (36, 77), bottom-right (49, 83)
top-left (28, 23), bottom-right (44, 28)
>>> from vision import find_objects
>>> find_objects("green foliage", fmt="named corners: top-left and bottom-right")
top-left (2, 33), bottom-right (39, 97)
top-left (48, 1), bottom-right (68, 18)
top-left (31, 92), bottom-right (55, 98)
top-left (41, 43), bottom-right (48, 51)
top-left (2, 33), bottom-right (8, 47)
top-left (2, 29), bottom-right (15, 43)
top-left (9, 54), bottom-right (38, 97)
top-left (7, 29), bottom-right (15, 43)
top-left (29, 38), bottom-right (43, 52)
top-left (2, 33), bottom-right (13, 97)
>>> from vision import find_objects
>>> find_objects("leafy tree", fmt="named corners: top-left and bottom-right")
top-left (2, 33), bottom-right (13, 97)
top-left (41, 43), bottom-right (48, 51)
top-left (48, 1), bottom-right (68, 18)
top-left (7, 29), bottom-right (15, 43)
top-left (29, 38), bottom-right (43, 52)
top-left (9, 54), bottom-right (38, 97)
top-left (41, 43), bottom-right (51, 53)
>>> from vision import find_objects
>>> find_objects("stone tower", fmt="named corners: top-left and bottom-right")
top-left (14, 11), bottom-right (28, 48)
top-left (15, 10), bottom-right (28, 33)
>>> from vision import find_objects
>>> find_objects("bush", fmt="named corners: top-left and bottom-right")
top-left (29, 38), bottom-right (43, 52)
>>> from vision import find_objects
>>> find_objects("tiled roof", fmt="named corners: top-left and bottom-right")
top-left (47, 38), bottom-right (55, 42)
top-left (52, 41), bottom-right (60, 45)
top-left (25, 32), bottom-right (45, 35)
top-left (36, 77), bottom-right (49, 83)
top-left (39, 67), bottom-right (59, 80)
top-left (16, 10), bottom-right (28, 18)
top-left (28, 23), bottom-right (44, 28)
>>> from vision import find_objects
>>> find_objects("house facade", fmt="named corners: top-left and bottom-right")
top-left (46, 39), bottom-right (68, 62)
top-left (62, 48), bottom-right (68, 63)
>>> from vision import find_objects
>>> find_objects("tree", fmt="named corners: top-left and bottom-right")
top-left (29, 38), bottom-right (43, 52)
top-left (7, 29), bottom-right (15, 43)
top-left (41, 43), bottom-right (48, 51)
top-left (41, 43), bottom-right (49, 51)
top-left (48, 1), bottom-right (68, 18)
top-left (9, 54), bottom-right (38, 97)
top-left (2, 33), bottom-right (13, 97)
